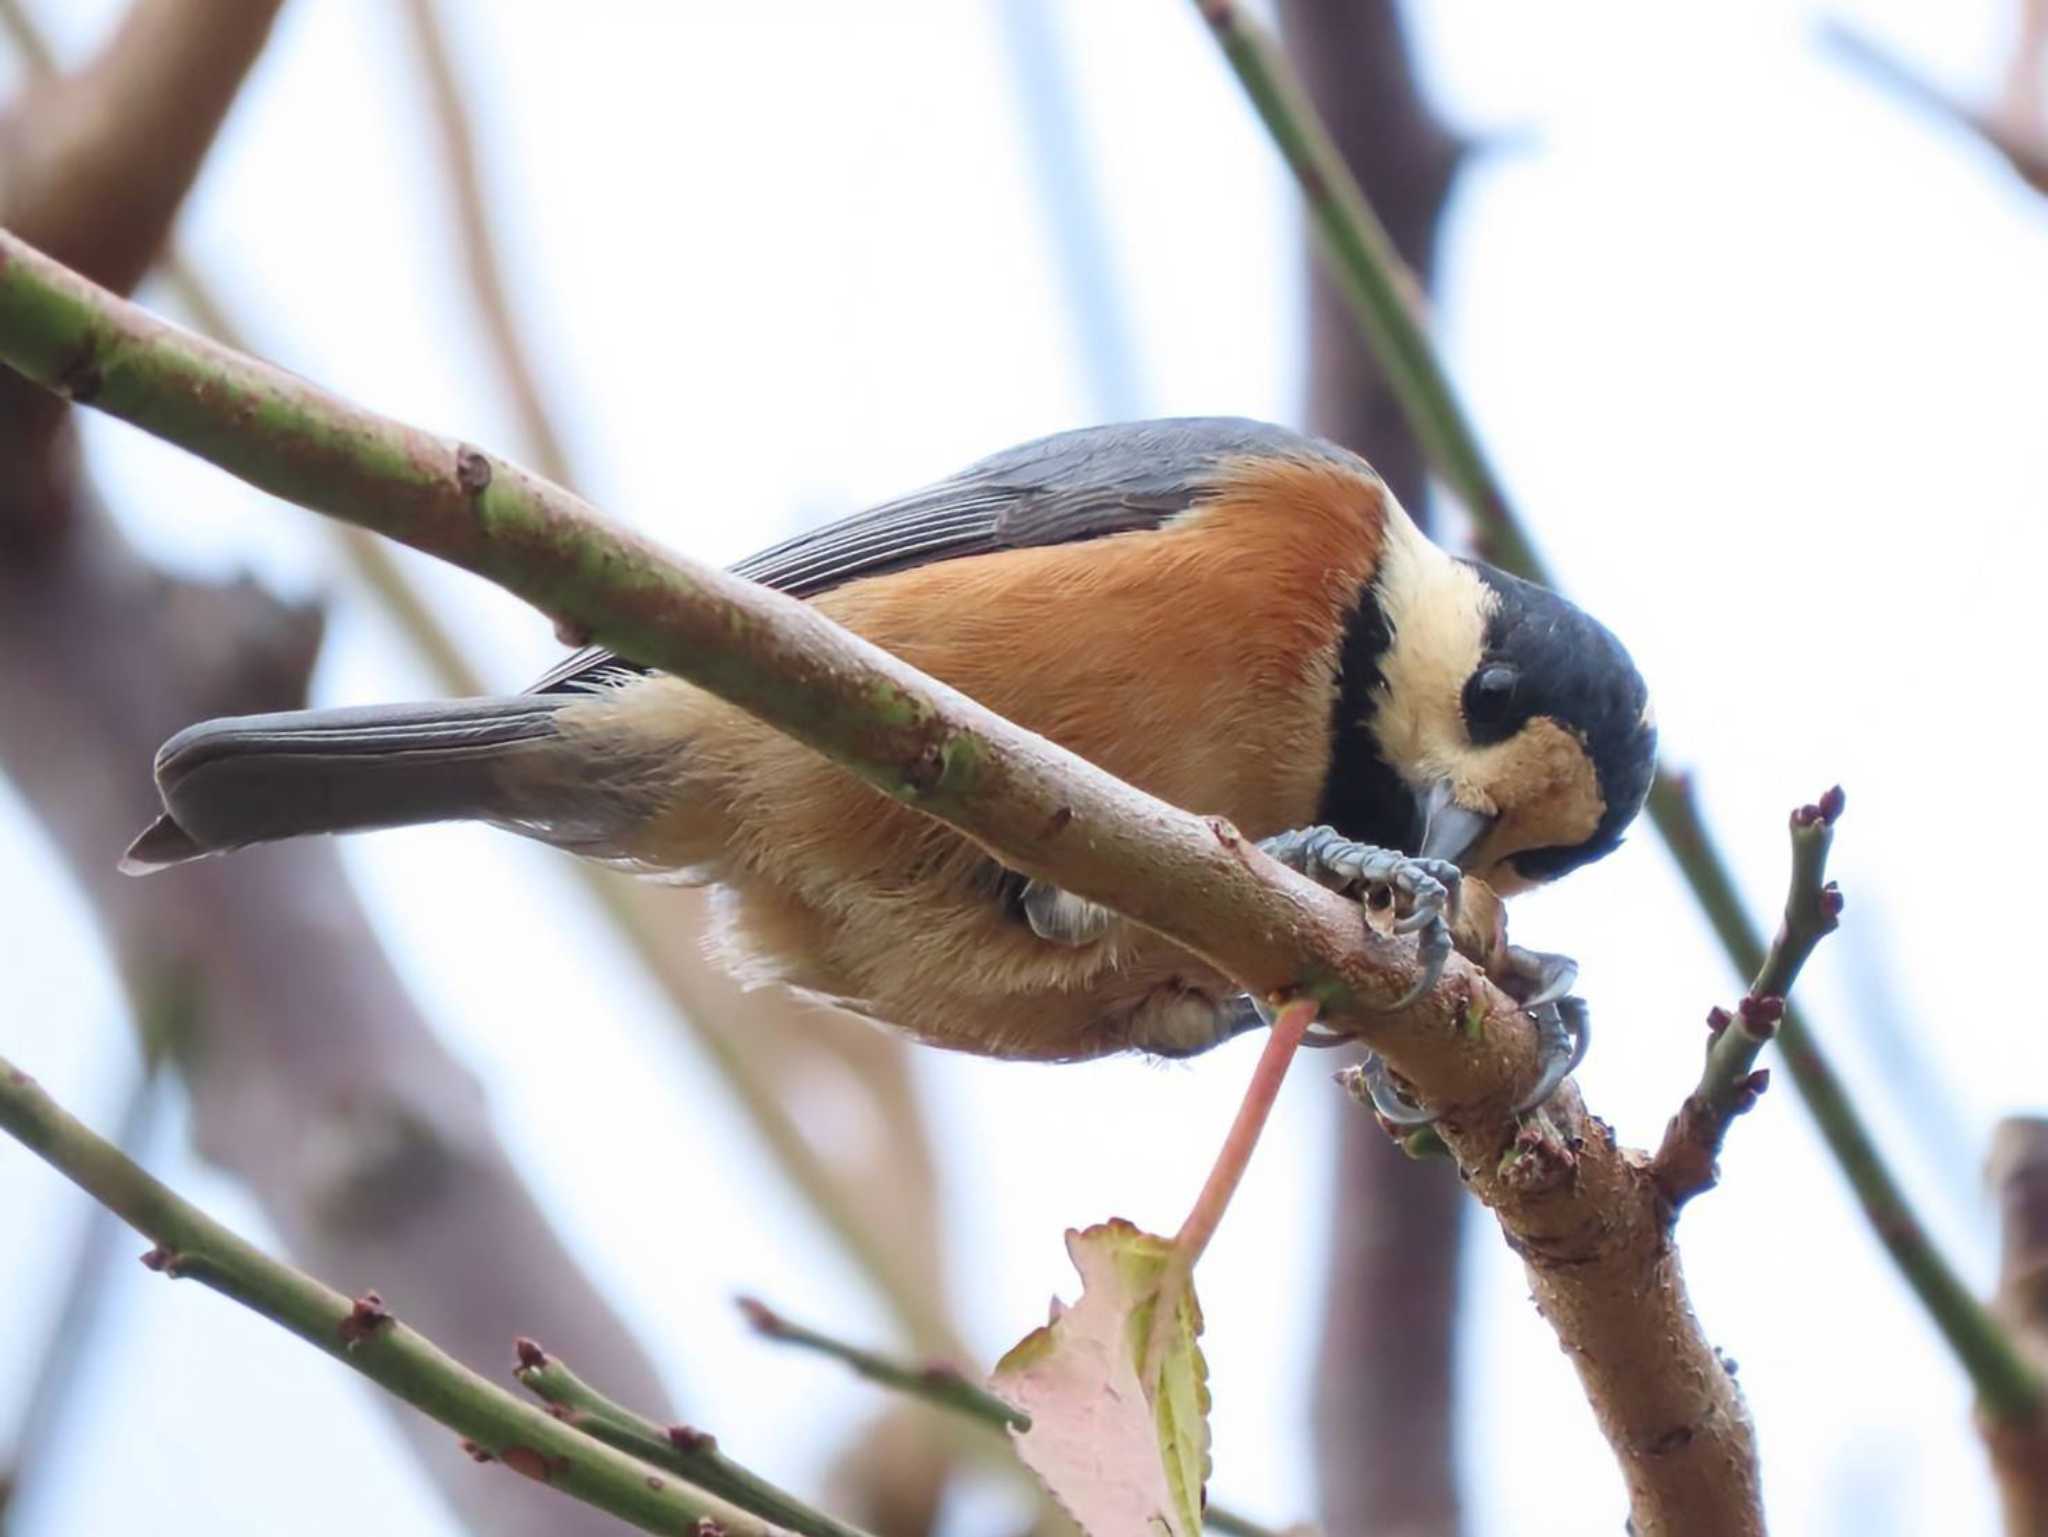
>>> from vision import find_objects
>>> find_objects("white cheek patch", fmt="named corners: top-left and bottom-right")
top-left (1366, 509), bottom-right (1496, 781)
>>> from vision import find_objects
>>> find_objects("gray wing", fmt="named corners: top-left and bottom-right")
top-left (529, 417), bottom-right (1361, 695)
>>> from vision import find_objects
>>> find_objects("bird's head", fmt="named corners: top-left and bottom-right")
top-left (1347, 515), bottom-right (1657, 896)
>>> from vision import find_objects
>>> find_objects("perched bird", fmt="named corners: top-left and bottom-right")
top-left (125, 419), bottom-right (1654, 1110)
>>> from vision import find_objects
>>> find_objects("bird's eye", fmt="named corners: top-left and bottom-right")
top-left (1463, 662), bottom-right (1521, 736)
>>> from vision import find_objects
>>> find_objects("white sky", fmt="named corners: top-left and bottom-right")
top-left (2, 2), bottom-right (2044, 1535)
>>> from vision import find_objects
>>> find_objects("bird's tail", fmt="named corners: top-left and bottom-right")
top-left (122, 696), bottom-right (655, 873)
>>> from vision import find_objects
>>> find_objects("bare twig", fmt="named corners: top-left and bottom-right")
top-left (0, 229), bottom-right (1762, 1531)
top-left (738, 1297), bottom-right (1027, 1434)
top-left (1653, 788), bottom-right (1845, 1205)
top-left (396, 0), bottom-right (575, 489)
top-left (513, 1338), bottom-right (873, 1537)
top-left (1986, 1118), bottom-right (2048, 1534)
top-left (1187, 0), bottom-right (2044, 1445)
top-left (0, 1057), bottom-right (797, 1537)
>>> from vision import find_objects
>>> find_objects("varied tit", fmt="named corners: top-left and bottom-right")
top-left (125, 419), bottom-right (1656, 1110)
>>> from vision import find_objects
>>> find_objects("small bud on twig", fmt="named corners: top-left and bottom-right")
top-left (514, 1336), bottom-right (548, 1371)
top-left (1737, 994), bottom-right (1783, 1037)
top-left (667, 1424), bottom-right (717, 1455)
top-left (339, 1290), bottom-right (392, 1345)
top-left (1706, 1005), bottom-right (1733, 1035)
top-left (734, 1295), bottom-right (785, 1337)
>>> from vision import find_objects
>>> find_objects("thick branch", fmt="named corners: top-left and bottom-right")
top-left (0, 229), bottom-right (1757, 1535)
top-left (1986, 1119), bottom-right (2048, 1534)
top-left (0, 1059), bottom-right (786, 1537)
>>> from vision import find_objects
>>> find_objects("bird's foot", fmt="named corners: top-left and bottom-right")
top-left (1342, 943), bottom-right (1589, 1126)
top-left (1258, 825), bottom-right (1460, 1010)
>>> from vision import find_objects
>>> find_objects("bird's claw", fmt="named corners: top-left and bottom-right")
top-left (1500, 943), bottom-right (1579, 1013)
top-left (1347, 995), bottom-right (1589, 1128)
top-left (1351, 1052), bottom-right (1437, 1126)
top-left (1258, 826), bottom-right (1460, 1009)
top-left (1514, 995), bottom-right (1590, 1113)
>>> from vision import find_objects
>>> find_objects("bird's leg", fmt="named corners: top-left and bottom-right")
top-left (1258, 825), bottom-right (1460, 1009)
top-left (1141, 994), bottom-right (1318, 1388)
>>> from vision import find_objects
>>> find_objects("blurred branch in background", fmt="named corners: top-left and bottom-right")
top-left (1985, 1119), bottom-right (2048, 1534)
top-left (1269, 4), bottom-right (1468, 1534)
top-left (992, 0), bottom-right (1149, 421)
top-left (1186, 0), bottom-right (2046, 1440)
top-left (0, 1061), bottom-right (834, 1537)
top-left (1823, 7), bottom-right (2048, 199)
top-left (0, 7), bottom-right (676, 1535)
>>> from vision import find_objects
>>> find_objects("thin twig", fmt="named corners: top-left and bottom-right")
top-left (738, 1298), bottom-right (1026, 1433)
top-left (396, 0), bottom-right (575, 489)
top-left (0, 228), bottom-right (1758, 1533)
top-left (1187, 0), bottom-right (2045, 1437)
top-left (1652, 788), bottom-right (1845, 1205)
top-left (0, 1054), bottom-right (791, 1537)
top-left (512, 1338), bottom-right (873, 1537)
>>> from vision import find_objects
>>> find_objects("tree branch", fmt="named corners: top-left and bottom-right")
top-left (513, 1338), bottom-right (873, 1537)
top-left (1653, 789), bottom-right (1844, 1206)
top-left (0, 229), bottom-right (1760, 1534)
top-left (1185, 0), bottom-right (2045, 1441)
top-left (737, 1298), bottom-right (1027, 1434)
top-left (1986, 1118), bottom-right (2048, 1534)
top-left (0, 1057), bottom-right (797, 1537)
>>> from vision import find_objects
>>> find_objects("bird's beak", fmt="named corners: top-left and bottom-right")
top-left (1417, 780), bottom-right (1494, 870)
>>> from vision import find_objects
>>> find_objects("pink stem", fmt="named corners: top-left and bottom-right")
top-left (1173, 996), bottom-right (1318, 1264)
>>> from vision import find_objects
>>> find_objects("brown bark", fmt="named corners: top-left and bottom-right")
top-left (0, 7), bottom-right (672, 1533)
top-left (1987, 1118), bottom-right (2048, 1536)
top-left (1273, 3), bottom-right (1467, 1532)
